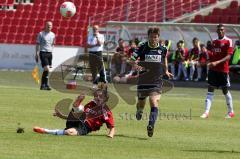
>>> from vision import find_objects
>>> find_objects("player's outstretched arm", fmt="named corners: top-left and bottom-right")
top-left (107, 127), bottom-right (115, 138)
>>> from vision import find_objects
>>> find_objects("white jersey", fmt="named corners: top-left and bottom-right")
top-left (37, 31), bottom-right (55, 52)
top-left (87, 33), bottom-right (104, 52)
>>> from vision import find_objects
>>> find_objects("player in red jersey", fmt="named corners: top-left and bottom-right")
top-left (33, 84), bottom-right (115, 138)
top-left (200, 24), bottom-right (234, 119)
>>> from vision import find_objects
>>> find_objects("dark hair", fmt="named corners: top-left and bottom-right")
top-left (235, 40), bottom-right (240, 46)
top-left (217, 24), bottom-right (224, 28)
top-left (179, 40), bottom-right (184, 44)
top-left (192, 37), bottom-right (199, 43)
top-left (118, 38), bottom-right (123, 43)
top-left (200, 44), bottom-right (205, 48)
top-left (134, 38), bottom-right (140, 45)
top-left (165, 40), bottom-right (169, 46)
top-left (148, 27), bottom-right (160, 36)
top-left (93, 83), bottom-right (109, 102)
top-left (129, 40), bottom-right (135, 45)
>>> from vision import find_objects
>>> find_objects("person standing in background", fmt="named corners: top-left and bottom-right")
top-left (87, 25), bottom-right (107, 88)
top-left (200, 24), bottom-right (234, 119)
top-left (35, 21), bottom-right (55, 91)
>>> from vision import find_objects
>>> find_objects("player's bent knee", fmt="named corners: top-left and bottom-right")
top-left (208, 86), bottom-right (214, 92)
top-left (222, 87), bottom-right (229, 95)
top-left (43, 66), bottom-right (49, 71)
top-left (65, 128), bottom-right (78, 136)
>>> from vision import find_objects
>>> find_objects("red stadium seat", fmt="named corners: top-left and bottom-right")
top-left (34, 26), bottom-right (42, 33)
top-left (64, 38), bottom-right (74, 46)
top-left (73, 36), bottom-right (82, 46)
top-left (58, 28), bottom-right (66, 35)
top-left (17, 26), bottom-right (26, 34)
top-left (23, 4), bottom-right (33, 12)
top-left (52, 20), bottom-right (60, 27)
top-left (46, 13), bottom-right (54, 20)
top-left (182, 0), bottom-right (192, 13)
top-left (3, 18), bottom-right (11, 26)
top-left (6, 0), bottom-right (14, 5)
top-left (174, 6), bottom-right (182, 17)
top-left (229, 16), bottom-right (239, 24)
top-left (203, 16), bottom-right (211, 23)
top-left (54, 13), bottom-right (63, 20)
top-left (193, 15), bottom-right (203, 23)
top-left (230, 1), bottom-right (238, 8)
top-left (0, 33), bottom-right (7, 43)
top-left (220, 16), bottom-right (230, 24)
top-left (0, 10), bottom-right (6, 19)
top-left (82, 0), bottom-right (90, 7)
top-left (21, 11), bottom-right (31, 20)
top-left (97, 0), bottom-right (106, 7)
top-left (60, 20), bottom-right (70, 28)
top-left (7, 34), bottom-right (16, 43)
top-left (19, 19), bottom-right (28, 26)
top-left (30, 11), bottom-right (40, 20)
top-left (56, 36), bottom-right (64, 45)
top-left (200, 0), bottom-right (209, 6)
top-left (28, 19), bottom-right (36, 26)
top-left (35, 20), bottom-right (44, 27)
top-left (22, 34), bottom-right (32, 44)
top-left (11, 18), bottom-right (20, 26)
top-left (226, 8), bottom-right (239, 16)
top-left (15, 35), bottom-right (23, 44)
top-left (9, 25), bottom-right (17, 34)
top-left (209, 0), bottom-right (217, 4)
top-left (192, 0), bottom-right (200, 11)
top-left (38, 12), bottom-right (47, 20)
top-left (69, 21), bottom-right (77, 29)
top-left (212, 8), bottom-right (222, 15)
top-left (65, 28), bottom-right (75, 36)
top-left (209, 15), bottom-right (220, 23)
top-left (5, 10), bottom-right (14, 19)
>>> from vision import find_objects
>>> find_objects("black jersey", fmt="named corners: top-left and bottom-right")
top-left (132, 42), bottom-right (167, 85)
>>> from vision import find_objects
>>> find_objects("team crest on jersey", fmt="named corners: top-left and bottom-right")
top-left (145, 55), bottom-right (161, 62)
top-left (157, 50), bottom-right (162, 54)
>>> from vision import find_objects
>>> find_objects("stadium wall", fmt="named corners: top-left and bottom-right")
top-left (0, 44), bottom-right (84, 70)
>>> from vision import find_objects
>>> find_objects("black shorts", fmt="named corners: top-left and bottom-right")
top-left (40, 51), bottom-right (52, 68)
top-left (137, 84), bottom-right (162, 100)
top-left (65, 120), bottom-right (91, 136)
top-left (208, 70), bottom-right (230, 88)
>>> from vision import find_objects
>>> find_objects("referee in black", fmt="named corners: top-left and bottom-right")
top-left (87, 25), bottom-right (107, 89)
top-left (35, 21), bottom-right (55, 90)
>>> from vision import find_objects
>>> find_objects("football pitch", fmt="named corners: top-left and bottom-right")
top-left (0, 71), bottom-right (239, 159)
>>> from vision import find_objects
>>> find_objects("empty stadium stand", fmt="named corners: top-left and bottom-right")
top-left (192, 0), bottom-right (240, 24)
top-left (0, 0), bottom-right (231, 46)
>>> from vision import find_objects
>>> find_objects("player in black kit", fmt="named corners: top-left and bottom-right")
top-left (130, 27), bottom-right (173, 137)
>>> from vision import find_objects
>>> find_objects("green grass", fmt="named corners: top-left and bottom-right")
top-left (0, 70), bottom-right (240, 159)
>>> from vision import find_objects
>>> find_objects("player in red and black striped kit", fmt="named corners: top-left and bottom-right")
top-left (33, 84), bottom-right (115, 138)
top-left (200, 24), bottom-right (234, 119)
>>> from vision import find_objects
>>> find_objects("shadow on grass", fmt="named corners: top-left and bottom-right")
top-left (182, 149), bottom-right (240, 154)
top-left (87, 134), bottom-right (148, 140)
